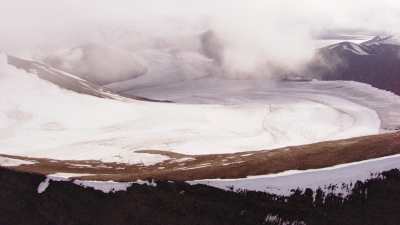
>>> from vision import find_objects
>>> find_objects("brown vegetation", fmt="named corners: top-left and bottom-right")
top-left (2, 132), bottom-right (399, 181)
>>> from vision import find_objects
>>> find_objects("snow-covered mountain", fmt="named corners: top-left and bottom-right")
top-left (7, 55), bottom-right (125, 100)
top-left (6, 55), bottom-right (171, 102)
top-left (306, 35), bottom-right (400, 95)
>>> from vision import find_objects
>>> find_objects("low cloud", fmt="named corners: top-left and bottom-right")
top-left (1, 0), bottom-right (400, 83)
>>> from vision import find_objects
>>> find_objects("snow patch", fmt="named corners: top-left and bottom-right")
top-left (73, 179), bottom-right (158, 193)
top-left (37, 175), bottom-right (68, 194)
top-left (177, 163), bottom-right (212, 170)
top-left (134, 179), bottom-right (158, 187)
top-left (170, 157), bottom-right (196, 163)
top-left (190, 154), bottom-right (400, 196)
top-left (49, 172), bottom-right (94, 179)
top-left (37, 173), bottom-right (158, 194)
top-left (0, 156), bottom-right (36, 167)
top-left (37, 178), bottom-right (51, 194)
top-left (73, 180), bottom-right (133, 193)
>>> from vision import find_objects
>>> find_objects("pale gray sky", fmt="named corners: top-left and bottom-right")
top-left (1, 0), bottom-right (400, 76)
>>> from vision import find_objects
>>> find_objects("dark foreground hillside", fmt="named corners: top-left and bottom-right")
top-left (1, 167), bottom-right (400, 225)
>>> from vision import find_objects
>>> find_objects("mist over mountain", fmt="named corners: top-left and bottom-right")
top-left (2, 0), bottom-right (400, 84)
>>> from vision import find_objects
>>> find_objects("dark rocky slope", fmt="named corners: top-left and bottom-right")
top-left (2, 166), bottom-right (400, 225)
top-left (306, 36), bottom-right (400, 95)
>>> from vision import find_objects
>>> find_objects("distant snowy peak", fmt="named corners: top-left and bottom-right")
top-left (321, 35), bottom-right (400, 57)
top-left (361, 35), bottom-right (400, 47)
top-left (309, 35), bottom-right (400, 96)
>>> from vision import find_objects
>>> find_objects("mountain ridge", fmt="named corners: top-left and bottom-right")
top-left (306, 35), bottom-right (400, 95)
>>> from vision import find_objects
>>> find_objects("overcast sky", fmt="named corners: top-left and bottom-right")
top-left (1, 0), bottom-right (400, 77)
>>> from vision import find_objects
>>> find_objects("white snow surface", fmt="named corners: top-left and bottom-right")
top-left (0, 156), bottom-right (36, 167)
top-left (73, 180), bottom-right (134, 193)
top-left (37, 174), bottom-right (69, 194)
top-left (1, 53), bottom-right (399, 163)
top-left (190, 154), bottom-right (400, 196)
top-left (125, 78), bottom-right (400, 131)
top-left (37, 172), bottom-right (159, 194)
top-left (74, 179), bottom-right (159, 193)
top-left (49, 172), bottom-right (95, 178)
top-left (37, 178), bottom-right (51, 194)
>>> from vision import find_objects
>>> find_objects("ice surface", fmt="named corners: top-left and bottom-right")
top-left (1, 54), bottom-right (394, 163)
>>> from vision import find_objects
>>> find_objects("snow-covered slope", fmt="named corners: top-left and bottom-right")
top-left (1, 52), bottom-right (399, 165)
top-left (7, 55), bottom-right (124, 100)
top-left (7, 55), bottom-right (170, 102)
top-left (0, 54), bottom-right (169, 165)
top-left (190, 154), bottom-right (400, 196)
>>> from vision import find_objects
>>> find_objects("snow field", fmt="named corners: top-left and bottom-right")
top-left (0, 54), bottom-right (385, 165)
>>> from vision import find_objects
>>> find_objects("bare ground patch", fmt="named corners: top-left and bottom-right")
top-left (1, 132), bottom-right (400, 181)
